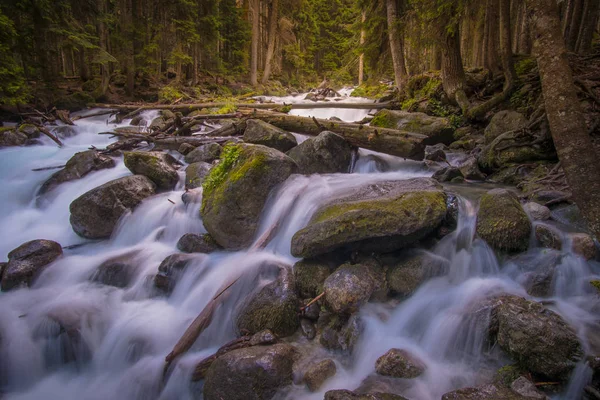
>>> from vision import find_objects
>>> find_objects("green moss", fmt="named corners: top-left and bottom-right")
top-left (495, 364), bottom-right (523, 387)
top-left (0, 127), bottom-right (14, 133)
top-left (591, 280), bottom-right (600, 294)
top-left (211, 98), bottom-right (237, 114)
top-left (18, 124), bottom-right (36, 132)
top-left (202, 144), bottom-right (242, 199)
top-left (401, 98), bottom-right (419, 111)
top-left (159, 85), bottom-right (184, 103)
top-left (351, 83), bottom-right (389, 99)
top-left (515, 57), bottom-right (537, 76)
top-left (370, 111), bottom-right (395, 129)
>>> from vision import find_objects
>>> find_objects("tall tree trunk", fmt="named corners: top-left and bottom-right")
top-left (98, 0), bottom-right (110, 97)
top-left (261, 0), bottom-right (278, 84)
top-left (576, 0), bottom-right (600, 54)
top-left (386, 0), bottom-right (408, 91)
top-left (499, 0), bottom-right (517, 87)
top-left (526, 0), bottom-right (600, 238)
top-left (518, 3), bottom-right (532, 54)
top-left (565, 0), bottom-right (585, 51)
top-left (250, 0), bottom-right (259, 86)
top-left (484, 0), bottom-right (501, 74)
top-left (358, 11), bottom-right (366, 85)
top-left (440, 23), bottom-right (469, 113)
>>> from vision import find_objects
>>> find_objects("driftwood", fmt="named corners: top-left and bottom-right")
top-left (54, 109), bottom-right (74, 126)
top-left (38, 126), bottom-right (64, 147)
top-left (171, 113), bottom-right (241, 137)
top-left (241, 110), bottom-right (434, 160)
top-left (32, 164), bottom-right (66, 172)
top-left (72, 110), bottom-right (115, 121)
top-left (89, 102), bottom-right (389, 112)
top-left (153, 136), bottom-right (240, 150)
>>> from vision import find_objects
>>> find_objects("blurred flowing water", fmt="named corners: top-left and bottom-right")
top-left (0, 102), bottom-right (597, 400)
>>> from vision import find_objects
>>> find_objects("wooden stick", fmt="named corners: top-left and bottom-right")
top-left (72, 110), bottom-right (115, 121)
top-left (32, 164), bottom-right (66, 172)
top-left (301, 292), bottom-right (325, 312)
top-left (38, 126), bottom-right (63, 147)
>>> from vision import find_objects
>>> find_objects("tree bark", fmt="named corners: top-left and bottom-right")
top-left (499, 0), bottom-right (517, 87)
top-left (386, 0), bottom-right (408, 91)
top-left (250, 0), bottom-right (260, 86)
top-left (484, 0), bottom-right (501, 74)
top-left (576, 0), bottom-right (600, 54)
top-left (261, 0), bottom-right (278, 84)
top-left (440, 23), bottom-right (470, 113)
top-left (358, 11), bottom-right (366, 85)
top-left (565, 0), bottom-right (585, 51)
top-left (526, 0), bottom-right (600, 238)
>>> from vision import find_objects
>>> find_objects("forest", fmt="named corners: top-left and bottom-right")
top-left (0, 0), bottom-right (600, 400)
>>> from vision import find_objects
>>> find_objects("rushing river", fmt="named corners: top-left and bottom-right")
top-left (0, 102), bottom-right (598, 400)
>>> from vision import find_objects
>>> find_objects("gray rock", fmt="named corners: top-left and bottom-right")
top-left (293, 257), bottom-right (337, 298)
top-left (149, 116), bottom-right (167, 131)
top-left (510, 377), bottom-right (550, 400)
top-left (300, 318), bottom-right (316, 340)
top-left (2, 240), bottom-right (63, 291)
top-left (154, 253), bottom-right (196, 293)
top-left (484, 110), bottom-right (528, 144)
top-left (287, 131), bottom-right (353, 175)
top-left (201, 144), bottom-right (297, 250)
top-left (433, 167), bottom-right (464, 183)
top-left (184, 143), bottom-right (222, 164)
top-left (569, 232), bottom-right (596, 260)
top-left (457, 157), bottom-right (486, 180)
top-left (0, 128), bottom-right (28, 147)
top-left (69, 175), bottom-right (156, 239)
top-left (303, 359), bottom-right (337, 392)
top-left (550, 204), bottom-right (588, 232)
top-left (385, 254), bottom-right (434, 297)
top-left (476, 189), bottom-right (531, 252)
top-left (375, 348), bottom-right (426, 378)
top-left (177, 143), bottom-right (196, 155)
top-left (319, 313), bottom-right (363, 352)
top-left (517, 249), bottom-right (563, 297)
top-left (91, 261), bottom-right (133, 288)
top-left (424, 144), bottom-right (448, 162)
top-left (39, 151), bottom-right (116, 195)
top-left (534, 224), bottom-right (562, 250)
top-left (371, 109), bottom-right (454, 143)
top-left (442, 383), bottom-right (530, 400)
top-left (176, 233), bottom-right (220, 254)
top-left (488, 295), bottom-right (583, 380)
top-left (325, 390), bottom-right (408, 400)
top-left (185, 162), bottom-right (212, 189)
top-left (123, 151), bottom-right (179, 191)
top-left (203, 344), bottom-right (298, 400)
top-left (236, 266), bottom-right (299, 337)
top-left (523, 202), bottom-right (551, 221)
top-left (323, 261), bottom-right (385, 314)
top-left (291, 178), bottom-right (447, 258)
top-left (243, 119), bottom-right (298, 153)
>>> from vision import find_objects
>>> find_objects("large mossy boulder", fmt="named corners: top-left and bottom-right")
top-left (70, 175), bottom-right (156, 239)
top-left (243, 119), bottom-right (298, 153)
top-left (1, 240), bottom-right (63, 291)
top-left (39, 150), bottom-right (115, 195)
top-left (476, 189), bottom-right (531, 252)
top-left (291, 178), bottom-right (447, 259)
top-left (236, 266), bottom-right (299, 337)
top-left (123, 151), bottom-right (179, 191)
top-left (323, 261), bottom-right (385, 314)
top-left (371, 109), bottom-right (454, 144)
top-left (484, 110), bottom-right (528, 144)
top-left (484, 295), bottom-right (583, 381)
top-left (203, 344), bottom-right (298, 400)
top-left (287, 131), bottom-right (353, 175)
top-left (201, 143), bottom-right (297, 250)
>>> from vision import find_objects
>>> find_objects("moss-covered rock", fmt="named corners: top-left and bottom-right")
top-left (39, 150), bottom-right (116, 195)
top-left (185, 162), bottom-right (211, 189)
top-left (0, 128), bottom-right (28, 147)
top-left (124, 151), bottom-right (179, 191)
top-left (375, 348), bottom-right (426, 379)
top-left (323, 261), bottom-right (385, 314)
top-left (303, 359), bottom-right (337, 392)
top-left (441, 383), bottom-right (530, 400)
top-left (476, 189), bottom-right (531, 252)
top-left (243, 119), bottom-right (298, 153)
top-left (176, 233), bottom-right (220, 254)
top-left (203, 344), bottom-right (298, 400)
top-left (291, 178), bottom-right (447, 258)
top-left (287, 131), bottom-right (353, 175)
top-left (484, 110), bottom-right (528, 144)
top-left (478, 138), bottom-right (556, 170)
top-left (385, 254), bottom-right (432, 298)
top-left (69, 175), bottom-right (156, 239)
top-left (184, 143), bottom-right (222, 164)
top-left (55, 92), bottom-right (95, 111)
top-left (318, 313), bottom-right (363, 353)
top-left (236, 266), bottom-right (300, 337)
top-left (371, 109), bottom-right (454, 144)
top-left (293, 257), bottom-right (337, 298)
top-left (201, 143), bottom-right (297, 249)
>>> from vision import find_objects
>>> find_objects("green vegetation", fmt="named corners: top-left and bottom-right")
top-left (202, 144), bottom-right (242, 199)
top-left (351, 83), bottom-right (390, 99)
top-left (158, 86), bottom-right (185, 104)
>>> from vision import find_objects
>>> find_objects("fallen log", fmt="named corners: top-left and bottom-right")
top-left (38, 126), bottom-right (64, 147)
top-left (242, 110), bottom-right (440, 160)
top-left (72, 110), bottom-right (115, 121)
top-left (89, 101), bottom-right (389, 112)
top-left (205, 121), bottom-right (247, 137)
top-left (153, 136), bottom-right (240, 151)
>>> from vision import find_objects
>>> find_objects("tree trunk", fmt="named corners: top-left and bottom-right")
top-left (576, 0), bottom-right (600, 54)
top-left (250, 0), bottom-right (260, 86)
top-left (261, 0), bottom-right (278, 84)
top-left (526, 0), bottom-right (600, 238)
top-left (484, 0), bottom-right (501, 74)
top-left (440, 24), bottom-right (469, 113)
top-left (386, 0), bottom-right (408, 91)
top-left (358, 11), bottom-right (366, 85)
top-left (98, 0), bottom-right (110, 98)
top-left (565, 0), bottom-right (585, 51)
top-left (499, 0), bottom-right (517, 87)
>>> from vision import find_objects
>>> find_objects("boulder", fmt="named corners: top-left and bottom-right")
top-left (424, 144), bottom-right (448, 162)
top-left (18, 124), bottom-right (42, 139)
top-left (303, 359), bottom-right (337, 392)
top-left (433, 167), bottom-right (464, 183)
top-left (177, 143), bottom-right (196, 155)
top-left (478, 137), bottom-right (556, 170)
top-left (176, 233), bottom-right (220, 254)
top-left (203, 344), bottom-right (298, 400)
top-left (123, 151), bottom-right (179, 191)
top-left (550, 204), bottom-right (588, 232)
top-left (185, 162), bottom-right (212, 189)
top-left (91, 261), bottom-right (134, 288)
top-left (287, 131), bottom-right (353, 175)
top-left (69, 175), bottom-right (156, 239)
top-left (300, 318), bottom-right (316, 339)
top-left (476, 189), bottom-right (531, 252)
top-left (291, 178), bottom-right (447, 258)
top-left (517, 249), bottom-right (563, 297)
top-left (371, 109), bottom-right (454, 144)
top-left (323, 261), bottom-right (385, 314)
top-left (236, 266), bottom-right (299, 337)
top-left (293, 257), bottom-right (337, 298)
top-left (568, 233), bottom-right (596, 260)
top-left (201, 144), bottom-right (297, 249)
top-left (442, 383), bottom-right (530, 400)
top-left (154, 253), bottom-right (195, 293)
top-left (0, 128), bottom-right (28, 147)
top-left (39, 151), bottom-right (116, 195)
top-left (484, 110), bottom-right (528, 144)
top-left (534, 225), bottom-right (562, 251)
top-left (487, 295), bottom-right (583, 380)
top-left (149, 116), bottom-right (167, 131)
top-left (523, 202), bottom-right (551, 221)
top-left (385, 254), bottom-right (433, 297)
top-left (243, 120), bottom-right (298, 153)
top-left (1, 240), bottom-right (63, 291)
top-left (319, 313), bottom-right (363, 352)
top-left (375, 349), bottom-right (426, 379)
top-left (325, 390), bottom-right (408, 400)
top-left (510, 377), bottom-right (550, 400)
top-left (457, 157), bottom-right (486, 181)
top-left (184, 143), bottom-right (222, 164)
